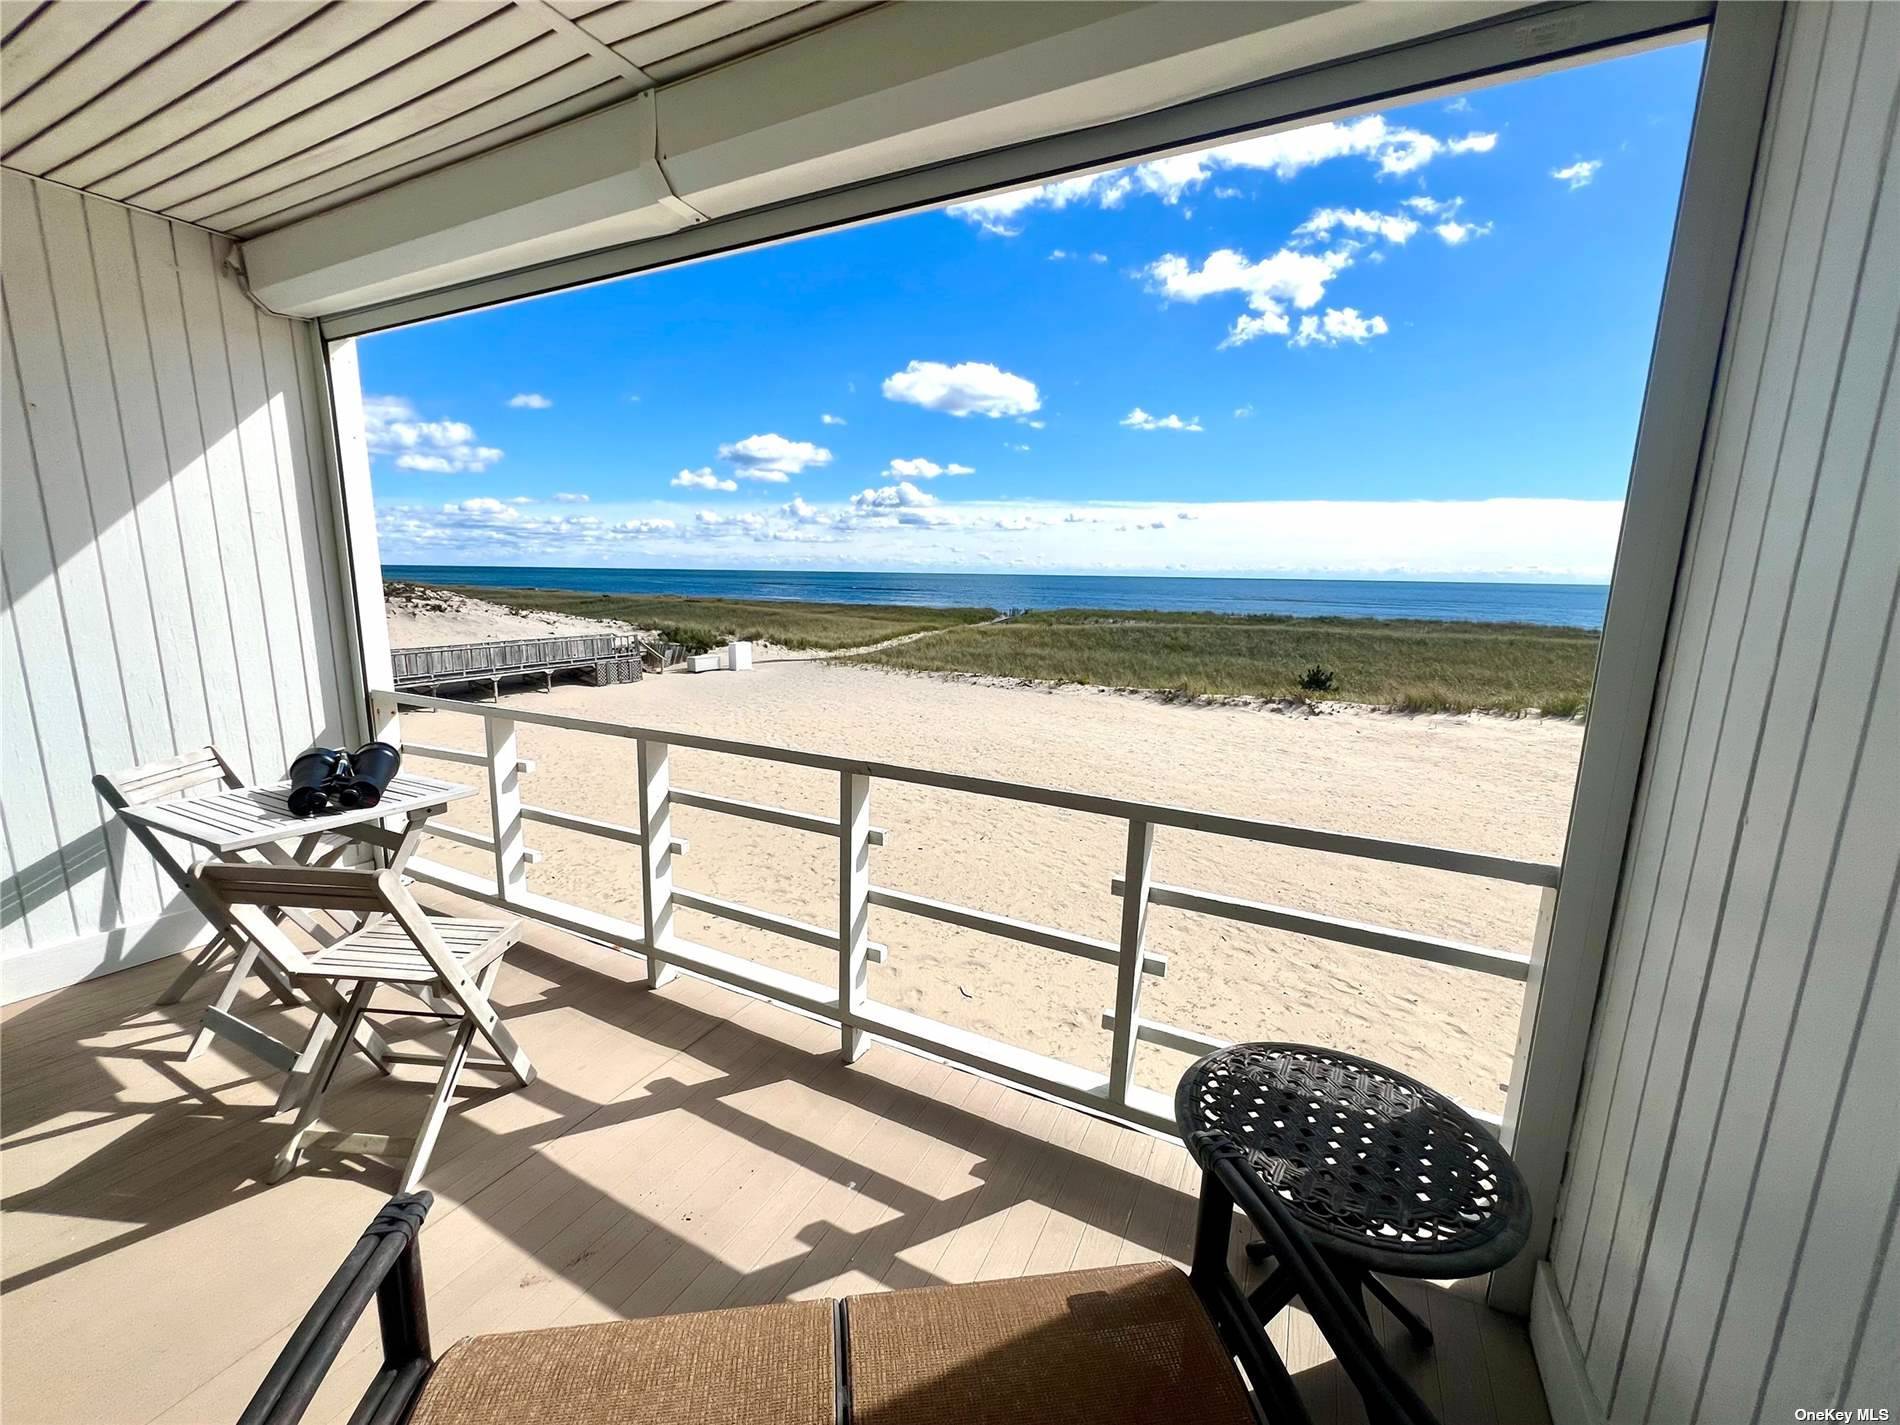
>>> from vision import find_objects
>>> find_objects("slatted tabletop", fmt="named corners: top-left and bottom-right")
top-left (119, 772), bottom-right (474, 854)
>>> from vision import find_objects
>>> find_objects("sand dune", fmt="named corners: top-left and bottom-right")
top-left (393, 642), bottom-right (1582, 1119)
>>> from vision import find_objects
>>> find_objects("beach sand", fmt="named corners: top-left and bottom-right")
top-left (386, 584), bottom-right (646, 647)
top-left (390, 598), bottom-right (1582, 1118)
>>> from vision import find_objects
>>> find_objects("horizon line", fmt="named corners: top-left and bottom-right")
top-left (383, 562), bottom-right (1612, 588)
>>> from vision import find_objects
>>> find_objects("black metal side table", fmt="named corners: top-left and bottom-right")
top-left (1176, 1043), bottom-right (1531, 1347)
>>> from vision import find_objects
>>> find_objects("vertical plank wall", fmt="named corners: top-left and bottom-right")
top-left (1539, 4), bottom-right (1899, 1422)
top-left (1, 168), bottom-right (357, 1002)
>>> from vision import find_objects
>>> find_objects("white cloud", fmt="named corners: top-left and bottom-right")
top-left (1435, 218), bottom-right (1493, 245)
top-left (1234, 404), bottom-right (1255, 419)
top-left (1147, 246), bottom-right (1354, 348)
top-left (553, 491), bottom-right (589, 503)
top-left (697, 510), bottom-right (765, 531)
top-left (1133, 116), bottom-right (1501, 197)
top-left (820, 412), bottom-right (847, 425)
top-left (1553, 159), bottom-right (1602, 190)
top-left (672, 467), bottom-right (738, 492)
top-left (1395, 195), bottom-right (1491, 244)
top-left (375, 499), bottom-right (675, 559)
top-left (717, 432), bottom-right (833, 481)
top-left (379, 491), bottom-right (1620, 578)
top-left (363, 395), bottom-right (503, 473)
top-left (507, 495), bottom-right (536, 504)
top-left (1121, 407), bottom-right (1204, 432)
top-left (507, 392), bottom-right (552, 409)
top-left (781, 496), bottom-right (828, 524)
top-left (1290, 308), bottom-right (1389, 347)
top-left (882, 360), bottom-right (1041, 419)
top-left (946, 171), bottom-right (1131, 235)
top-left (1294, 207), bottom-right (1420, 245)
top-left (1444, 95), bottom-right (1472, 114)
top-left (945, 117), bottom-right (1501, 235)
top-left (850, 481), bottom-right (937, 510)
top-left (885, 457), bottom-right (974, 479)
top-left (1005, 441), bottom-right (1031, 452)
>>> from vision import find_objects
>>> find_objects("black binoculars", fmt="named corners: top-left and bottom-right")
top-left (286, 742), bottom-right (403, 817)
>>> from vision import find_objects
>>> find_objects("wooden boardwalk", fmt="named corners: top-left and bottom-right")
top-left (391, 635), bottom-right (645, 694)
top-left (1, 924), bottom-right (1550, 1425)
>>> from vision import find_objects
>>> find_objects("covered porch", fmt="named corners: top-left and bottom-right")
top-left (1, 922), bottom-right (1546, 1425)
top-left (5, 1), bottom-right (1896, 1422)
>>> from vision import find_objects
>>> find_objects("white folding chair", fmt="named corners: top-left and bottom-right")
top-left (94, 747), bottom-right (389, 1109)
top-left (191, 861), bottom-right (537, 1192)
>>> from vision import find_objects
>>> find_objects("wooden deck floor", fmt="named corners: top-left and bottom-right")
top-left (1, 926), bottom-right (1551, 1425)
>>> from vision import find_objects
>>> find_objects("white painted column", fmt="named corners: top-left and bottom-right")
top-left (637, 739), bottom-right (678, 989)
top-left (838, 771), bottom-right (872, 1062)
top-left (485, 715), bottom-right (526, 902)
top-left (322, 338), bottom-right (392, 709)
top-left (1108, 819), bottom-right (1155, 1106)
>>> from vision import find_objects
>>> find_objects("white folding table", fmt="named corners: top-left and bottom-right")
top-left (119, 772), bottom-right (475, 1096)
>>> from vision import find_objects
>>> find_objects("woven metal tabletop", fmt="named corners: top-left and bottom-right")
top-left (1176, 1043), bottom-right (1531, 1276)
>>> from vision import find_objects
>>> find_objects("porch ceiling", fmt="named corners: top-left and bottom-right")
top-left (0, 0), bottom-right (878, 238)
top-left (6, 0), bottom-right (1575, 319)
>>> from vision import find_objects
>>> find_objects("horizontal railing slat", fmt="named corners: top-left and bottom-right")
top-left (375, 690), bottom-right (1557, 886)
top-left (422, 821), bottom-right (543, 865)
top-left (403, 742), bottom-right (535, 775)
top-left (403, 857), bottom-right (841, 1017)
top-left (1097, 1009), bottom-right (1231, 1059)
top-left (518, 803), bottom-right (688, 855)
top-left (870, 885), bottom-right (1166, 978)
top-left (520, 803), bottom-right (639, 846)
top-left (672, 787), bottom-right (889, 847)
top-left (1110, 877), bottom-right (1531, 981)
top-left (672, 886), bottom-right (889, 963)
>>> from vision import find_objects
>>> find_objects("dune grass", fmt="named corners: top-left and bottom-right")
top-left (394, 581), bottom-right (1597, 714)
top-left (855, 612), bottom-right (1598, 715)
top-left (403, 583), bottom-right (998, 652)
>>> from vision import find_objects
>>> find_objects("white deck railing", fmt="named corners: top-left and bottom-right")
top-left (370, 688), bottom-right (1560, 1135)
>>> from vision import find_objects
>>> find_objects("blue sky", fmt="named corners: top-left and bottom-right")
top-left (365, 37), bottom-right (1704, 579)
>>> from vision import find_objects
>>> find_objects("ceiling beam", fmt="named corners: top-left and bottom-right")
top-left (508, 0), bottom-right (655, 87)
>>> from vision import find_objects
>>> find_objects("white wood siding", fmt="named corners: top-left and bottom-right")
top-left (0, 169), bottom-right (356, 1001)
top-left (1543, 4), bottom-right (1899, 1421)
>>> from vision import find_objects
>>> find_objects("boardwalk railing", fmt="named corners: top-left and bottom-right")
top-left (370, 688), bottom-right (1559, 1135)
top-left (391, 634), bottom-right (645, 692)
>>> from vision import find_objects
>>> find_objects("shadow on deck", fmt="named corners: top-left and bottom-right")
top-left (0, 922), bottom-right (1547, 1425)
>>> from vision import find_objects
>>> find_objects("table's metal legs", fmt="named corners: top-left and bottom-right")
top-left (1360, 1270), bottom-right (1435, 1348)
top-left (1246, 1243), bottom-right (1437, 1349)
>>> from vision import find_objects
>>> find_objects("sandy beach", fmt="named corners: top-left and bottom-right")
top-left (388, 596), bottom-right (1583, 1116)
top-left (385, 582), bottom-right (648, 647)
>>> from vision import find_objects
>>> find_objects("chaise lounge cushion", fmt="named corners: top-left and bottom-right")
top-left (844, 1262), bottom-right (1256, 1424)
top-left (405, 1298), bottom-right (835, 1425)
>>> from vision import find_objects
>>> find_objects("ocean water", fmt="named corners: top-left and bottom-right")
top-left (386, 565), bottom-right (1610, 630)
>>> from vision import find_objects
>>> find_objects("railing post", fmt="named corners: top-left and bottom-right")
top-left (367, 689), bottom-right (401, 748)
top-left (1108, 818), bottom-right (1155, 1106)
top-left (838, 771), bottom-right (872, 1062)
top-left (637, 739), bottom-right (678, 989)
top-left (484, 715), bottom-right (526, 902)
